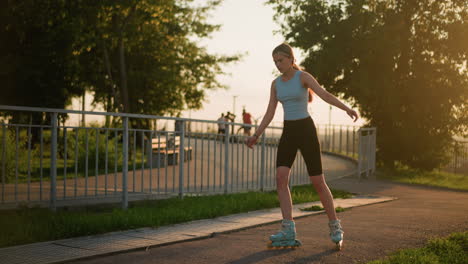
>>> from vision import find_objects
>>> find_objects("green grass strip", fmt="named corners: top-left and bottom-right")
top-left (0, 185), bottom-right (353, 248)
top-left (300, 205), bottom-right (324, 211)
top-left (367, 232), bottom-right (468, 264)
top-left (377, 166), bottom-right (468, 191)
top-left (300, 205), bottom-right (346, 212)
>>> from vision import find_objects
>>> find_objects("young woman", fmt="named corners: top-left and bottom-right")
top-left (246, 43), bottom-right (358, 250)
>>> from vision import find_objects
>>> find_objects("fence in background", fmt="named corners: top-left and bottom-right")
top-left (0, 105), bottom-right (375, 210)
top-left (442, 140), bottom-right (468, 175)
top-left (356, 128), bottom-right (377, 179)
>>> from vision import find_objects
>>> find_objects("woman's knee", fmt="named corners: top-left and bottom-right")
top-left (276, 166), bottom-right (290, 189)
top-left (310, 174), bottom-right (327, 190)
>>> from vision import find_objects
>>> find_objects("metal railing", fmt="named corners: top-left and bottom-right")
top-left (316, 124), bottom-right (360, 159)
top-left (0, 105), bottom-right (376, 210)
top-left (356, 128), bottom-right (377, 179)
top-left (442, 140), bottom-right (468, 175)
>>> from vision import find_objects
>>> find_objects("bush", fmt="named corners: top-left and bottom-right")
top-left (367, 232), bottom-right (468, 264)
top-left (425, 233), bottom-right (468, 264)
top-left (75, 129), bottom-right (121, 173)
top-left (0, 127), bottom-right (36, 182)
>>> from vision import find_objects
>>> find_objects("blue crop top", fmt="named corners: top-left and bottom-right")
top-left (275, 70), bottom-right (309, 120)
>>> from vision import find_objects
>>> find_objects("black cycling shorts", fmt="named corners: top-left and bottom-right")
top-left (276, 116), bottom-right (323, 176)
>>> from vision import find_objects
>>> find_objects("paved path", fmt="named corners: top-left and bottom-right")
top-left (0, 194), bottom-right (394, 264)
top-left (1, 153), bottom-right (356, 207)
top-left (68, 178), bottom-right (467, 264)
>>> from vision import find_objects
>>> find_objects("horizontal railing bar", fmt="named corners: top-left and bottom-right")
top-left (0, 105), bottom-right (282, 129)
top-left (0, 123), bottom-right (51, 129)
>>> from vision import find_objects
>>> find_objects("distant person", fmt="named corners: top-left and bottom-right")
top-left (217, 113), bottom-right (226, 134)
top-left (225, 111), bottom-right (235, 122)
top-left (242, 109), bottom-right (253, 136)
top-left (237, 108), bottom-right (253, 136)
top-left (246, 43), bottom-right (358, 250)
top-left (225, 111), bottom-right (236, 134)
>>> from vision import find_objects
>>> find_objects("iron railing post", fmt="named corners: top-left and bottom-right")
top-left (179, 120), bottom-right (185, 198)
top-left (1, 122), bottom-right (6, 203)
top-left (122, 117), bottom-right (129, 209)
top-left (50, 113), bottom-right (58, 211)
top-left (339, 125), bottom-right (343, 154)
top-left (366, 130), bottom-right (372, 179)
top-left (357, 128), bottom-right (362, 180)
top-left (223, 123), bottom-right (230, 194)
top-left (260, 133), bottom-right (266, 192)
top-left (372, 128), bottom-right (377, 175)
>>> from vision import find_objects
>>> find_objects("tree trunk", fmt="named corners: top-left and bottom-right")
top-left (116, 2), bottom-right (138, 115)
top-left (81, 90), bottom-right (86, 127)
top-left (102, 40), bottom-right (117, 127)
top-left (105, 95), bottom-right (112, 127)
top-left (102, 40), bottom-right (118, 111)
top-left (118, 37), bottom-right (129, 114)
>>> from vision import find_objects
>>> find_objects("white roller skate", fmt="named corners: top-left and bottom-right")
top-left (267, 219), bottom-right (302, 249)
top-left (329, 219), bottom-right (344, 250)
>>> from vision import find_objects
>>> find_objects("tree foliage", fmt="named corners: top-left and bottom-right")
top-left (0, 0), bottom-right (84, 109)
top-left (267, 0), bottom-right (468, 170)
top-left (78, 0), bottom-right (239, 117)
top-left (0, 0), bottom-right (238, 123)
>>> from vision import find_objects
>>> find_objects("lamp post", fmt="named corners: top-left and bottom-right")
top-left (232, 95), bottom-right (238, 116)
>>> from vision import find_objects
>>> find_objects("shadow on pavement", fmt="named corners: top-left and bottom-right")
top-left (328, 177), bottom-right (393, 195)
top-left (227, 248), bottom-right (292, 264)
top-left (286, 248), bottom-right (337, 264)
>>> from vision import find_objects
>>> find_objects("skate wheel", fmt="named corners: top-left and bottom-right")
top-left (335, 241), bottom-right (343, 251)
top-left (267, 246), bottom-right (281, 250)
top-left (267, 241), bottom-right (278, 250)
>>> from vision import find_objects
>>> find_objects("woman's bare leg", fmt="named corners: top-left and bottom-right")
top-left (276, 166), bottom-right (293, 220)
top-left (310, 174), bottom-right (338, 221)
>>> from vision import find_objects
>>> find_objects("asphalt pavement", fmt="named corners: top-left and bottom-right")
top-left (68, 178), bottom-right (468, 264)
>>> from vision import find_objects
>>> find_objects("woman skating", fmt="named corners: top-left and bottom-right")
top-left (246, 43), bottom-right (358, 250)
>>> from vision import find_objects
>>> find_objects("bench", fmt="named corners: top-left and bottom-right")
top-left (147, 134), bottom-right (192, 167)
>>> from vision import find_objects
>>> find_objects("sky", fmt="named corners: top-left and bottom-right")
top-left (183, 0), bottom-right (365, 127)
top-left (71, 0), bottom-right (365, 128)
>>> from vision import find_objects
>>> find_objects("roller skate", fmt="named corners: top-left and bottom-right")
top-left (329, 219), bottom-right (344, 250)
top-left (267, 219), bottom-right (302, 249)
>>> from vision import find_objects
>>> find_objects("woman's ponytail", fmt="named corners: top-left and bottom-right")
top-left (292, 63), bottom-right (301, 70)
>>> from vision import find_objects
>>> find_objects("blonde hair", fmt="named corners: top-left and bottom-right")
top-left (272, 43), bottom-right (301, 70)
top-left (272, 43), bottom-right (313, 102)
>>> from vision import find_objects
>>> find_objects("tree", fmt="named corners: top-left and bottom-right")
top-left (0, 0), bottom-right (89, 147)
top-left (0, 0), bottom-right (239, 128)
top-left (0, 0), bottom-right (85, 114)
top-left (267, 0), bottom-right (468, 170)
top-left (75, 0), bottom-right (239, 120)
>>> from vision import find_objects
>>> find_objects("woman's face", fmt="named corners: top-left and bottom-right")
top-left (273, 53), bottom-right (293, 73)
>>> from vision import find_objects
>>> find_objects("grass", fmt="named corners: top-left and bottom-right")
top-left (366, 232), bottom-right (468, 264)
top-left (300, 205), bottom-right (346, 212)
top-left (0, 185), bottom-right (353, 248)
top-left (10, 155), bottom-right (147, 184)
top-left (377, 166), bottom-right (468, 191)
top-left (301, 205), bottom-right (324, 211)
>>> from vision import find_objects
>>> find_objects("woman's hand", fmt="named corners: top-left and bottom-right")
top-left (246, 135), bottom-right (258, 149)
top-left (346, 108), bottom-right (359, 122)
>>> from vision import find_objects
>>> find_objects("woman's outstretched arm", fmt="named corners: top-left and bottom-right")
top-left (301, 72), bottom-right (359, 122)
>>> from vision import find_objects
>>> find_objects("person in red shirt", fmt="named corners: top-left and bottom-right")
top-left (242, 108), bottom-right (252, 136)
